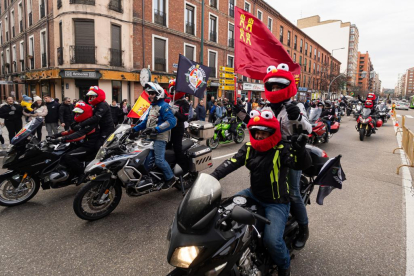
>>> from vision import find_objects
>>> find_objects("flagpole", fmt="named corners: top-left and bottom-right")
top-left (200, 0), bottom-right (204, 65)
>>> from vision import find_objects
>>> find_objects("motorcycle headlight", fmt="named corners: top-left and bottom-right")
top-left (170, 246), bottom-right (202, 268)
top-left (95, 147), bottom-right (106, 160)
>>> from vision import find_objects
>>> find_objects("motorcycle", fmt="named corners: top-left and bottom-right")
top-left (206, 116), bottom-right (246, 150)
top-left (356, 108), bottom-right (381, 141)
top-left (377, 104), bottom-right (390, 124)
top-left (0, 118), bottom-right (92, 207)
top-left (307, 108), bottom-right (340, 144)
top-left (353, 103), bottom-right (363, 120)
top-left (73, 124), bottom-right (213, 220)
top-left (166, 146), bottom-right (338, 276)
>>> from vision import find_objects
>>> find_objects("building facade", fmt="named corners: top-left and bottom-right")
top-left (404, 67), bottom-right (414, 97)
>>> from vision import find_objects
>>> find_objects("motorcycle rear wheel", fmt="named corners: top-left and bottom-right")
top-left (206, 137), bottom-right (219, 149)
top-left (0, 175), bottom-right (40, 207)
top-left (235, 129), bottom-right (245, 144)
top-left (359, 128), bottom-right (365, 141)
top-left (73, 180), bottom-right (122, 221)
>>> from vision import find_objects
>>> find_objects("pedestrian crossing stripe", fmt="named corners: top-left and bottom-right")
top-left (407, 115), bottom-right (414, 119)
top-left (397, 114), bottom-right (402, 117)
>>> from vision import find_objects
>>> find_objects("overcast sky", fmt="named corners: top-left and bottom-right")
top-left (264, 0), bottom-right (414, 89)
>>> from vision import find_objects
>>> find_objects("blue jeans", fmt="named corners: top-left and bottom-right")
top-left (325, 120), bottom-right (331, 133)
top-left (289, 169), bottom-right (308, 225)
top-left (236, 188), bottom-right (290, 269)
top-left (153, 140), bottom-right (174, 181)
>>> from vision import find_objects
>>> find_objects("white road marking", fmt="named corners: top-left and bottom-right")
top-left (213, 152), bottom-right (237, 160)
top-left (397, 114), bottom-right (402, 118)
top-left (393, 119), bottom-right (414, 275)
top-left (406, 115), bottom-right (414, 119)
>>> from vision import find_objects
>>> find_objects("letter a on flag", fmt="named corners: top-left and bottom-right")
top-left (127, 92), bottom-right (151, 119)
top-left (234, 7), bottom-right (301, 81)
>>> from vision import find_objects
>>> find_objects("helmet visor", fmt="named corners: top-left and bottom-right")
top-left (73, 107), bottom-right (84, 114)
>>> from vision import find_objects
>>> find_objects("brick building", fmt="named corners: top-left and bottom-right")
top-left (404, 67), bottom-right (414, 97)
top-left (0, 0), bottom-right (341, 105)
top-left (357, 51), bottom-right (373, 95)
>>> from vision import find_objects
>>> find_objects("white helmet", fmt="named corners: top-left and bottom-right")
top-left (144, 82), bottom-right (165, 101)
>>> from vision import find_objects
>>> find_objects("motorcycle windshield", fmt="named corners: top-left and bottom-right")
top-left (102, 124), bottom-right (131, 148)
top-left (309, 108), bottom-right (321, 122)
top-left (177, 173), bottom-right (221, 233)
top-left (11, 117), bottom-right (44, 145)
top-left (362, 108), bottom-right (371, 118)
top-left (378, 104), bottom-right (386, 111)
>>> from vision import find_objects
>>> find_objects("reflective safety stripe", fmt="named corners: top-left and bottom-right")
top-left (231, 158), bottom-right (237, 163)
top-left (270, 150), bottom-right (281, 199)
top-left (245, 146), bottom-right (251, 165)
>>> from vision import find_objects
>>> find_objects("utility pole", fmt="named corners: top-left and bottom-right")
top-left (199, 0), bottom-right (204, 65)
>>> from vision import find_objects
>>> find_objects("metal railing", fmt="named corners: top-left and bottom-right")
top-left (41, 53), bottom-right (47, 67)
top-left (108, 0), bottom-right (122, 12)
top-left (228, 38), bottom-right (234, 48)
top-left (57, 0), bottom-right (62, 9)
top-left (110, 48), bottom-right (123, 67)
top-left (154, 57), bottom-right (166, 71)
top-left (29, 12), bottom-right (32, 26)
top-left (209, 32), bottom-right (217, 42)
top-left (40, 5), bottom-right (45, 18)
top-left (57, 47), bottom-right (63, 65)
top-left (70, 45), bottom-right (96, 64)
top-left (154, 10), bottom-right (166, 26)
top-left (185, 22), bottom-right (194, 35)
top-left (69, 0), bottom-right (95, 4)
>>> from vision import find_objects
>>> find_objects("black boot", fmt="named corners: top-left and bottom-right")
top-left (76, 173), bottom-right (87, 186)
top-left (293, 224), bottom-right (309, 250)
top-left (278, 266), bottom-right (291, 276)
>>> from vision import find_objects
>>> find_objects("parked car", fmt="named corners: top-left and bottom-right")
top-left (396, 101), bottom-right (409, 110)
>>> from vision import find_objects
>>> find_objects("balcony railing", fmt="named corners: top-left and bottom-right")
top-left (110, 48), bottom-right (123, 67)
top-left (154, 10), bottom-right (166, 26)
top-left (19, 20), bottom-right (23, 32)
top-left (228, 38), bottom-right (234, 48)
top-left (154, 57), bottom-right (166, 71)
top-left (57, 47), bottom-right (63, 65)
top-left (70, 45), bottom-right (96, 64)
top-left (40, 5), bottom-right (45, 18)
top-left (29, 12), bottom-right (32, 26)
top-left (209, 67), bottom-right (216, 78)
top-left (185, 22), bottom-right (194, 35)
top-left (57, 0), bottom-right (62, 9)
top-left (69, 0), bottom-right (95, 4)
top-left (41, 53), bottom-right (47, 68)
top-left (109, 0), bottom-right (122, 12)
top-left (209, 32), bottom-right (217, 42)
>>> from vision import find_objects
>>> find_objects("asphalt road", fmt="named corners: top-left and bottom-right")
top-left (0, 115), bottom-right (408, 276)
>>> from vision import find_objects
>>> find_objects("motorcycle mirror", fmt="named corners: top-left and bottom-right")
top-left (231, 205), bottom-right (256, 225)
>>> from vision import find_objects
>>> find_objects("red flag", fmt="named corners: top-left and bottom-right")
top-left (235, 7), bottom-right (301, 81)
top-left (127, 92), bottom-right (151, 119)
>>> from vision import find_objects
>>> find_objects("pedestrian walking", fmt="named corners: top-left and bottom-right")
top-left (23, 96), bottom-right (48, 140)
top-left (121, 101), bottom-right (131, 123)
top-left (207, 96), bottom-right (215, 115)
top-left (208, 101), bottom-right (217, 122)
top-left (215, 101), bottom-right (223, 120)
top-left (43, 95), bottom-right (60, 136)
top-left (196, 100), bottom-right (206, 121)
top-left (110, 100), bottom-right (123, 126)
top-left (59, 97), bottom-right (74, 131)
top-left (0, 96), bottom-right (23, 145)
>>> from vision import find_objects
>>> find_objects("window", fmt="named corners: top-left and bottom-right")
top-left (227, 55), bottom-right (234, 68)
top-left (153, 35), bottom-right (167, 72)
top-left (209, 14), bottom-right (217, 42)
top-left (109, 0), bottom-right (122, 12)
top-left (318, 51), bottom-right (320, 62)
top-left (110, 24), bottom-right (122, 66)
top-left (304, 58), bottom-right (307, 71)
top-left (293, 53), bottom-right (296, 62)
top-left (0, 22), bottom-right (2, 44)
top-left (208, 50), bottom-right (217, 78)
top-left (303, 76), bottom-right (306, 87)
top-left (40, 29), bottom-right (47, 67)
top-left (73, 20), bottom-right (95, 64)
top-left (39, 0), bottom-right (45, 19)
top-left (228, 23), bottom-right (234, 47)
top-left (317, 64), bottom-right (319, 73)
top-left (154, 0), bottom-right (167, 26)
top-left (6, 48), bottom-right (10, 72)
top-left (244, 1), bottom-right (250, 12)
top-left (268, 17), bottom-right (272, 31)
top-left (29, 35), bottom-right (34, 69)
top-left (184, 43), bottom-right (195, 61)
top-left (313, 63), bottom-right (315, 73)
top-left (12, 45), bottom-right (16, 72)
top-left (111, 81), bottom-right (122, 102)
top-left (19, 40), bottom-right (24, 71)
top-left (287, 31), bottom-right (291, 47)
top-left (27, 0), bottom-right (32, 26)
top-left (229, 0), bottom-right (234, 17)
top-left (209, 0), bottom-right (217, 9)
top-left (5, 16), bottom-right (8, 41)
top-left (279, 26), bottom-right (283, 43)
top-left (1, 52), bottom-right (3, 75)
top-left (294, 35), bottom-right (297, 50)
top-left (309, 45), bottom-right (312, 57)
top-left (305, 42), bottom-right (308, 55)
top-left (314, 48), bottom-right (316, 59)
top-left (257, 10), bottom-right (262, 21)
top-left (308, 60), bottom-right (311, 73)
top-left (11, 10), bottom-right (14, 38)
top-left (18, 2), bottom-right (23, 33)
top-left (300, 39), bottom-right (303, 53)
top-left (185, 4), bottom-right (195, 35)
top-left (299, 56), bottom-right (302, 65)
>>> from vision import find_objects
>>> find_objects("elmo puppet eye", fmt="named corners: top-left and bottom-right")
top-left (250, 110), bottom-right (260, 118)
top-left (277, 63), bottom-right (289, 71)
top-left (267, 66), bottom-right (276, 73)
top-left (261, 111), bottom-right (273, 119)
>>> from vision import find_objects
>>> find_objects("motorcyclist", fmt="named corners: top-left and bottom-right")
top-left (128, 82), bottom-right (177, 189)
top-left (211, 108), bottom-right (311, 276)
top-left (50, 102), bottom-right (101, 185)
top-left (168, 79), bottom-right (190, 173)
top-left (233, 64), bottom-right (312, 250)
top-left (74, 86), bottom-right (114, 144)
top-left (320, 100), bottom-right (336, 134)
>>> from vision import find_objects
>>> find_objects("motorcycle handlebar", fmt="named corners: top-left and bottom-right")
top-left (252, 212), bottom-right (271, 225)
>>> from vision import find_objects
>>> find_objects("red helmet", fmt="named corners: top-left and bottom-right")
top-left (365, 100), bottom-right (374, 109)
top-left (73, 102), bottom-right (93, 122)
top-left (264, 64), bottom-right (297, 103)
top-left (367, 93), bottom-right (376, 101)
top-left (86, 86), bottom-right (106, 106)
top-left (168, 79), bottom-right (186, 99)
top-left (376, 119), bottom-right (383, 128)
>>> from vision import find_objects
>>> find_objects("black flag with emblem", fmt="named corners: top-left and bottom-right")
top-left (176, 54), bottom-right (211, 98)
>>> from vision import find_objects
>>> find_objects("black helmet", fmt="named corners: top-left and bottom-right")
top-left (325, 100), bottom-right (332, 107)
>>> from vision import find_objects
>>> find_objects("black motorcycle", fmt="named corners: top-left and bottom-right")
top-left (73, 124), bottom-right (213, 221)
top-left (166, 146), bottom-right (339, 275)
top-left (377, 104), bottom-right (390, 124)
top-left (0, 118), bottom-right (92, 207)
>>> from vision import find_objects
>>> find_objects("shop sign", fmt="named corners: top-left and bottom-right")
top-left (219, 79), bottom-right (235, 85)
top-left (242, 83), bottom-right (264, 91)
top-left (220, 73), bottom-right (235, 79)
top-left (173, 63), bottom-right (178, 68)
top-left (210, 82), bottom-right (220, 87)
top-left (60, 70), bottom-right (102, 79)
top-left (219, 66), bottom-right (234, 73)
top-left (221, 85), bottom-right (235, 91)
top-left (298, 87), bottom-right (307, 92)
top-left (0, 81), bottom-right (14, 84)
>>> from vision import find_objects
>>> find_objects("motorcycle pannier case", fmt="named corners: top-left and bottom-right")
top-left (189, 121), bottom-right (214, 140)
top-left (330, 122), bottom-right (340, 134)
top-left (187, 145), bottom-right (213, 172)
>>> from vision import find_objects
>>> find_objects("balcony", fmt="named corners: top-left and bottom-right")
top-left (70, 45), bottom-right (96, 64)
top-left (228, 38), bottom-right (234, 48)
top-left (154, 57), bottom-right (166, 71)
top-left (209, 32), bottom-right (217, 42)
top-left (29, 12), bottom-right (32, 26)
top-left (185, 22), bottom-right (194, 35)
top-left (110, 48), bottom-right (123, 67)
top-left (57, 47), bottom-right (63, 65)
top-left (40, 5), bottom-right (45, 18)
top-left (209, 67), bottom-right (216, 78)
top-left (57, 0), bottom-right (62, 9)
top-left (41, 53), bottom-right (47, 68)
top-left (229, 8), bottom-right (234, 17)
top-left (154, 10), bottom-right (166, 26)
top-left (19, 20), bottom-right (23, 32)
top-left (109, 0), bottom-right (123, 13)
top-left (69, 0), bottom-right (95, 4)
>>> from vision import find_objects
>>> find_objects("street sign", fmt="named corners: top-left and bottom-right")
top-left (220, 73), bottom-right (235, 79)
top-left (219, 79), bottom-right (235, 85)
top-left (350, 92), bottom-right (355, 96)
top-left (219, 66), bottom-right (234, 73)
top-left (221, 85), bottom-right (235, 91)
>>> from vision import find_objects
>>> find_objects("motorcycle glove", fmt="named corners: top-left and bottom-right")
top-left (286, 104), bottom-right (301, 121)
top-left (142, 127), bottom-right (156, 135)
top-left (291, 133), bottom-right (308, 151)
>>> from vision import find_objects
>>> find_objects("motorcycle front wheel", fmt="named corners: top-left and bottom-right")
top-left (0, 175), bottom-right (40, 207)
top-left (359, 128), bottom-right (366, 141)
top-left (73, 180), bottom-right (122, 221)
top-left (206, 137), bottom-right (219, 149)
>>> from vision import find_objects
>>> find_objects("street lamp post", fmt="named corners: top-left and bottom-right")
top-left (331, 47), bottom-right (345, 56)
top-left (328, 71), bottom-right (366, 100)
